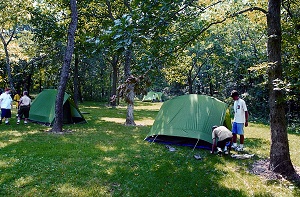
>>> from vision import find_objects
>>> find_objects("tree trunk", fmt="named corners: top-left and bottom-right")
top-left (0, 31), bottom-right (15, 91)
top-left (52, 0), bottom-right (78, 132)
top-left (73, 51), bottom-right (80, 107)
top-left (124, 49), bottom-right (136, 126)
top-left (267, 0), bottom-right (296, 177)
top-left (188, 77), bottom-right (193, 94)
top-left (110, 55), bottom-right (119, 107)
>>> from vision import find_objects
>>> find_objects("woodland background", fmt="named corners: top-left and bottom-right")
top-left (0, 0), bottom-right (299, 128)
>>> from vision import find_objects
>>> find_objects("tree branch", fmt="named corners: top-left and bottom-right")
top-left (281, 0), bottom-right (294, 18)
top-left (105, 0), bottom-right (115, 21)
top-left (6, 28), bottom-right (16, 46)
top-left (175, 6), bottom-right (268, 53)
top-left (124, 0), bottom-right (132, 13)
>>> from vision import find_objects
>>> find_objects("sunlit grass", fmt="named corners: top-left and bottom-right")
top-left (0, 100), bottom-right (299, 196)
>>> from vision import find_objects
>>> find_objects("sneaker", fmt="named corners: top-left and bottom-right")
top-left (231, 144), bottom-right (238, 150)
top-left (5, 122), bottom-right (10, 125)
top-left (24, 121), bottom-right (28, 124)
top-left (217, 149), bottom-right (222, 156)
top-left (224, 150), bottom-right (229, 155)
top-left (236, 146), bottom-right (244, 152)
top-left (17, 121), bottom-right (20, 125)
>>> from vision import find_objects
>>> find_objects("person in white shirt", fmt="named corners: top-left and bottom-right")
top-left (17, 91), bottom-right (31, 125)
top-left (0, 88), bottom-right (13, 125)
top-left (231, 90), bottom-right (249, 151)
top-left (211, 125), bottom-right (233, 155)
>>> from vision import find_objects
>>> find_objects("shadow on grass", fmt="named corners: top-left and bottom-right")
top-left (0, 101), bottom-right (299, 196)
top-left (0, 131), bottom-right (250, 196)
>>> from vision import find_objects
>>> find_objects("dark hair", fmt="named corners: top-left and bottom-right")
top-left (23, 91), bottom-right (28, 96)
top-left (231, 90), bottom-right (239, 97)
top-left (212, 125), bottom-right (218, 131)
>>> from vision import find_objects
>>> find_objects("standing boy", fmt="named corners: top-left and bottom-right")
top-left (231, 90), bottom-right (249, 151)
top-left (17, 91), bottom-right (31, 125)
top-left (0, 88), bottom-right (13, 125)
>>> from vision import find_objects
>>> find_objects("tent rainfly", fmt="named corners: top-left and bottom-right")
top-left (29, 89), bottom-right (86, 125)
top-left (145, 94), bottom-right (231, 149)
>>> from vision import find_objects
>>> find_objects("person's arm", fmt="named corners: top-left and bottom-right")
top-left (245, 111), bottom-right (249, 127)
top-left (211, 138), bottom-right (216, 154)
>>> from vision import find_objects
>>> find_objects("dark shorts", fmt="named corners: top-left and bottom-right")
top-left (1, 109), bottom-right (12, 118)
top-left (19, 106), bottom-right (30, 118)
top-left (217, 137), bottom-right (232, 149)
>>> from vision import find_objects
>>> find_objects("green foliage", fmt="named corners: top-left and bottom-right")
top-left (0, 0), bottom-right (299, 124)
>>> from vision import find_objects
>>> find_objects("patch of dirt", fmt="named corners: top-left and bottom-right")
top-left (249, 159), bottom-right (300, 182)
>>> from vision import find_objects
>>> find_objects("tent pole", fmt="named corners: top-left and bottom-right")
top-left (192, 138), bottom-right (200, 152)
top-left (150, 135), bottom-right (159, 144)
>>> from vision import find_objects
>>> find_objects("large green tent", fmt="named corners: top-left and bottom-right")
top-left (29, 89), bottom-right (86, 125)
top-left (145, 94), bottom-right (231, 149)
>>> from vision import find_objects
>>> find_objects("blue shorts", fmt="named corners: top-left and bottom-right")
top-left (1, 109), bottom-right (12, 118)
top-left (232, 122), bottom-right (244, 135)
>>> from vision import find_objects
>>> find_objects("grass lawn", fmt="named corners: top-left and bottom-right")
top-left (0, 101), bottom-right (299, 197)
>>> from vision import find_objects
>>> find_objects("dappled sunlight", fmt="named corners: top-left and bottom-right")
top-left (57, 183), bottom-right (109, 196)
top-left (0, 158), bottom-right (19, 168)
top-left (82, 106), bottom-right (102, 109)
top-left (0, 138), bottom-right (22, 148)
top-left (95, 144), bottom-right (116, 152)
top-left (134, 103), bottom-right (162, 110)
top-left (115, 102), bottom-right (163, 111)
top-left (1, 130), bottom-right (23, 137)
top-left (0, 129), bottom-right (39, 149)
top-left (14, 176), bottom-right (34, 188)
top-left (101, 117), bottom-right (126, 124)
top-left (134, 119), bottom-right (155, 126)
top-left (100, 117), bottom-right (154, 126)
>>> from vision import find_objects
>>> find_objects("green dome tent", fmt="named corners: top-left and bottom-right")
top-left (29, 89), bottom-right (86, 125)
top-left (142, 91), bottom-right (162, 102)
top-left (145, 94), bottom-right (231, 149)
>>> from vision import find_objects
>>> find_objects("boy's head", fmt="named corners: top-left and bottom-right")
top-left (231, 90), bottom-right (239, 100)
top-left (212, 125), bottom-right (218, 132)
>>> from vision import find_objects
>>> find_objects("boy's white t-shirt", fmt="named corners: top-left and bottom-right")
top-left (233, 98), bottom-right (248, 123)
top-left (0, 92), bottom-right (13, 109)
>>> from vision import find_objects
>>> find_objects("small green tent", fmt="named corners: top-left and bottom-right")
top-left (142, 91), bottom-right (162, 102)
top-left (145, 94), bottom-right (231, 149)
top-left (29, 89), bottom-right (86, 125)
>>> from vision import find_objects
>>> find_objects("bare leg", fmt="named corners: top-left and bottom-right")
top-left (232, 133), bottom-right (237, 143)
top-left (240, 135), bottom-right (244, 144)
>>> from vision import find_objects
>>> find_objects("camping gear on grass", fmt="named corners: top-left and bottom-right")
top-left (29, 89), bottom-right (86, 125)
top-left (145, 94), bottom-right (231, 150)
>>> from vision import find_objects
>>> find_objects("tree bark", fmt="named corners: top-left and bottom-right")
top-left (0, 30), bottom-right (15, 91)
top-left (267, 0), bottom-right (296, 177)
top-left (110, 55), bottom-right (119, 107)
top-left (124, 49), bottom-right (136, 126)
top-left (52, 0), bottom-right (78, 132)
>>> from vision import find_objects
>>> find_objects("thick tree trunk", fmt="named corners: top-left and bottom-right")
top-left (124, 49), bottom-right (136, 126)
top-left (267, 0), bottom-right (296, 177)
top-left (52, 0), bottom-right (78, 132)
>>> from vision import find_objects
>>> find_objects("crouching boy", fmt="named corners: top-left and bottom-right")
top-left (211, 126), bottom-right (233, 155)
